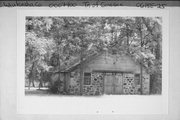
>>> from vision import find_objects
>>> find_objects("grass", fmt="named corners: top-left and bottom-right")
top-left (25, 87), bottom-right (51, 96)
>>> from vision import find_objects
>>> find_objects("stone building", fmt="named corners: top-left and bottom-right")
top-left (52, 51), bottom-right (150, 95)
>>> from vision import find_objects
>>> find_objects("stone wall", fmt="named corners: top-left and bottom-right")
top-left (67, 70), bottom-right (80, 95)
top-left (122, 73), bottom-right (150, 95)
top-left (67, 72), bottom-right (104, 95)
top-left (83, 73), bottom-right (104, 96)
top-left (66, 71), bottom-right (150, 95)
top-left (123, 73), bottom-right (141, 94)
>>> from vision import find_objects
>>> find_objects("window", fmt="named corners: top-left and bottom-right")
top-left (134, 74), bottom-right (140, 85)
top-left (70, 72), bottom-right (75, 78)
top-left (84, 73), bottom-right (91, 85)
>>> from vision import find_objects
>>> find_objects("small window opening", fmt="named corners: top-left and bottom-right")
top-left (134, 74), bottom-right (140, 85)
top-left (84, 73), bottom-right (91, 85)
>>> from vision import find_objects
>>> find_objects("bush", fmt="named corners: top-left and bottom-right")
top-left (49, 80), bottom-right (64, 94)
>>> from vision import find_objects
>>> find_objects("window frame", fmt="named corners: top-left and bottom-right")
top-left (83, 72), bottom-right (91, 85)
top-left (134, 73), bottom-right (140, 85)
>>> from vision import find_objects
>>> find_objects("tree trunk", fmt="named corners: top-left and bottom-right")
top-left (79, 35), bottom-right (85, 95)
top-left (39, 82), bottom-right (41, 89)
top-left (79, 49), bottom-right (84, 95)
top-left (126, 24), bottom-right (130, 53)
top-left (39, 79), bottom-right (43, 89)
top-left (155, 34), bottom-right (161, 60)
top-left (58, 46), bottom-right (61, 93)
top-left (28, 61), bottom-right (35, 90)
top-left (63, 72), bottom-right (67, 93)
top-left (140, 63), bottom-right (143, 95)
top-left (111, 28), bottom-right (114, 41)
top-left (32, 81), bottom-right (35, 87)
top-left (28, 74), bottom-right (32, 90)
top-left (39, 71), bottom-right (43, 89)
top-left (28, 80), bottom-right (31, 90)
top-left (139, 19), bottom-right (143, 95)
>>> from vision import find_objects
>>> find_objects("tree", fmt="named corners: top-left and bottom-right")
top-left (26, 17), bottom-right (56, 89)
top-left (25, 17), bottom-right (162, 94)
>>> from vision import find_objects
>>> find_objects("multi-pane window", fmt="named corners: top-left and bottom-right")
top-left (84, 73), bottom-right (91, 85)
top-left (134, 74), bottom-right (140, 85)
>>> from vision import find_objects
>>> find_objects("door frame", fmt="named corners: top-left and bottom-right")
top-left (103, 72), bottom-right (124, 95)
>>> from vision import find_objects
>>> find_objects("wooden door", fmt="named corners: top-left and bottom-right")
top-left (104, 73), bottom-right (114, 94)
top-left (114, 73), bottom-right (123, 94)
top-left (104, 73), bottom-right (123, 95)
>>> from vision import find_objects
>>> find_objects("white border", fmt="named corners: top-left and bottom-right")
top-left (17, 8), bottom-right (169, 115)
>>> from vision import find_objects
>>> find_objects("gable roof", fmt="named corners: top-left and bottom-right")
top-left (61, 50), bottom-right (149, 73)
top-left (61, 51), bottom-right (100, 72)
